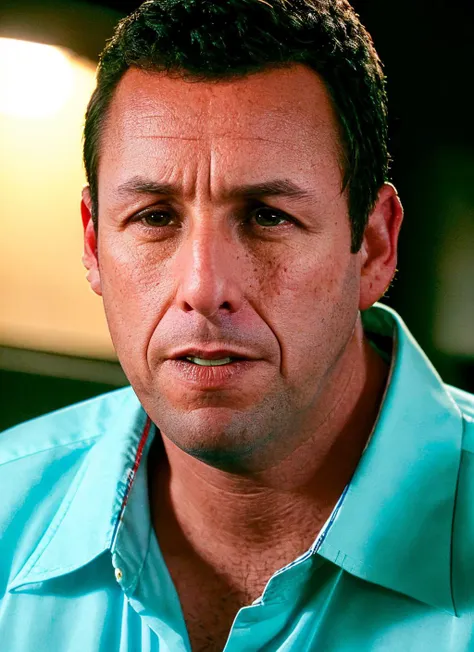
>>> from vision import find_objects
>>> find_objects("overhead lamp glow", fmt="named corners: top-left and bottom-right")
top-left (0, 38), bottom-right (74, 119)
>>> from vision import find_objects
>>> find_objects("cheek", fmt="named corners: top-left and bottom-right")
top-left (267, 246), bottom-right (359, 378)
top-left (269, 243), bottom-right (349, 308)
top-left (98, 238), bottom-right (173, 350)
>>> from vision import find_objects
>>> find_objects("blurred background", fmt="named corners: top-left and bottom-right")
top-left (1, 0), bottom-right (473, 430)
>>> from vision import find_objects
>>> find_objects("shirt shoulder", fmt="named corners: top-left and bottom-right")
top-left (0, 387), bottom-right (137, 587)
top-left (447, 384), bottom-right (474, 416)
top-left (444, 383), bottom-right (474, 615)
top-left (446, 384), bottom-right (474, 452)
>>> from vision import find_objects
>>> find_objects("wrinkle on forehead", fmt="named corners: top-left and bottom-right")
top-left (117, 113), bottom-right (332, 160)
top-left (131, 133), bottom-right (310, 153)
top-left (130, 116), bottom-right (296, 145)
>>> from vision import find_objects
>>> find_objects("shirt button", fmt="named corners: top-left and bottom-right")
top-left (115, 568), bottom-right (123, 582)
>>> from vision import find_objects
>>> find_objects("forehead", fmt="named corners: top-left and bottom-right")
top-left (113, 64), bottom-right (335, 126)
top-left (99, 64), bottom-right (343, 194)
top-left (106, 63), bottom-right (339, 143)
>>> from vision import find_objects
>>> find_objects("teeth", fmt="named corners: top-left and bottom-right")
top-left (186, 356), bottom-right (233, 366)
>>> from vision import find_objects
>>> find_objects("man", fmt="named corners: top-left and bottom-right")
top-left (1, 0), bottom-right (473, 650)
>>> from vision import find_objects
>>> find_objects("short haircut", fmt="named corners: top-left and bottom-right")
top-left (83, 0), bottom-right (389, 253)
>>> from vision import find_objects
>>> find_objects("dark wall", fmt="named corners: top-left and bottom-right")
top-left (355, 0), bottom-right (474, 389)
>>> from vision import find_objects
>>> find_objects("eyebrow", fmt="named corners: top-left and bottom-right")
top-left (116, 176), bottom-right (313, 203)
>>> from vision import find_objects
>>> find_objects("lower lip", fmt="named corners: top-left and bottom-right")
top-left (166, 359), bottom-right (257, 388)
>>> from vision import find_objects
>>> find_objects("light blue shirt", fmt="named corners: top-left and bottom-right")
top-left (1, 302), bottom-right (474, 651)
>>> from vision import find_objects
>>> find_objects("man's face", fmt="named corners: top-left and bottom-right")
top-left (86, 64), bottom-right (365, 470)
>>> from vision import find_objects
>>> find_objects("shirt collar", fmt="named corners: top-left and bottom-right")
top-left (318, 302), bottom-right (463, 615)
top-left (8, 388), bottom-right (152, 593)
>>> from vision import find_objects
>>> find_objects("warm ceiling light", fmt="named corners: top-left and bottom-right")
top-left (0, 38), bottom-right (74, 119)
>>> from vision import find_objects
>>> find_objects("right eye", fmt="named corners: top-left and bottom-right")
top-left (137, 210), bottom-right (174, 228)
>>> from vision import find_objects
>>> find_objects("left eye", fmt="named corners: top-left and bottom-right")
top-left (251, 207), bottom-right (289, 228)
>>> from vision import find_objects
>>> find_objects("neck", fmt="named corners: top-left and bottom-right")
top-left (149, 318), bottom-right (389, 567)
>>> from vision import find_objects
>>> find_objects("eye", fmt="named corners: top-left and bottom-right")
top-left (138, 210), bottom-right (174, 228)
top-left (251, 206), bottom-right (291, 228)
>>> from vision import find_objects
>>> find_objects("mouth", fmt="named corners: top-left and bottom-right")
top-left (182, 356), bottom-right (241, 367)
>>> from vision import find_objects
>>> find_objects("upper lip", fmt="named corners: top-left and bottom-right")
top-left (170, 347), bottom-right (257, 361)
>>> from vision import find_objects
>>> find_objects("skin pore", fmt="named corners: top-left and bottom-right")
top-left (82, 64), bottom-right (403, 646)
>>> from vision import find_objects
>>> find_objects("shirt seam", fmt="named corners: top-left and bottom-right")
top-left (449, 414), bottom-right (465, 618)
top-left (0, 434), bottom-right (101, 469)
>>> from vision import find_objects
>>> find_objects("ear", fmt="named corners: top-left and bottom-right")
top-left (358, 183), bottom-right (404, 311)
top-left (81, 186), bottom-right (102, 297)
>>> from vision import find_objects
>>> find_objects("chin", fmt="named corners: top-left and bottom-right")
top-left (151, 397), bottom-right (294, 473)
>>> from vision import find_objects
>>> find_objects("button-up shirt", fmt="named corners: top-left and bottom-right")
top-left (1, 302), bottom-right (474, 651)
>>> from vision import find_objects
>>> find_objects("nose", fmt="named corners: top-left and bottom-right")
top-left (175, 221), bottom-right (244, 318)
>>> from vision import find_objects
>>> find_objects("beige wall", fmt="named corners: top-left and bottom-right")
top-left (0, 41), bottom-right (115, 359)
